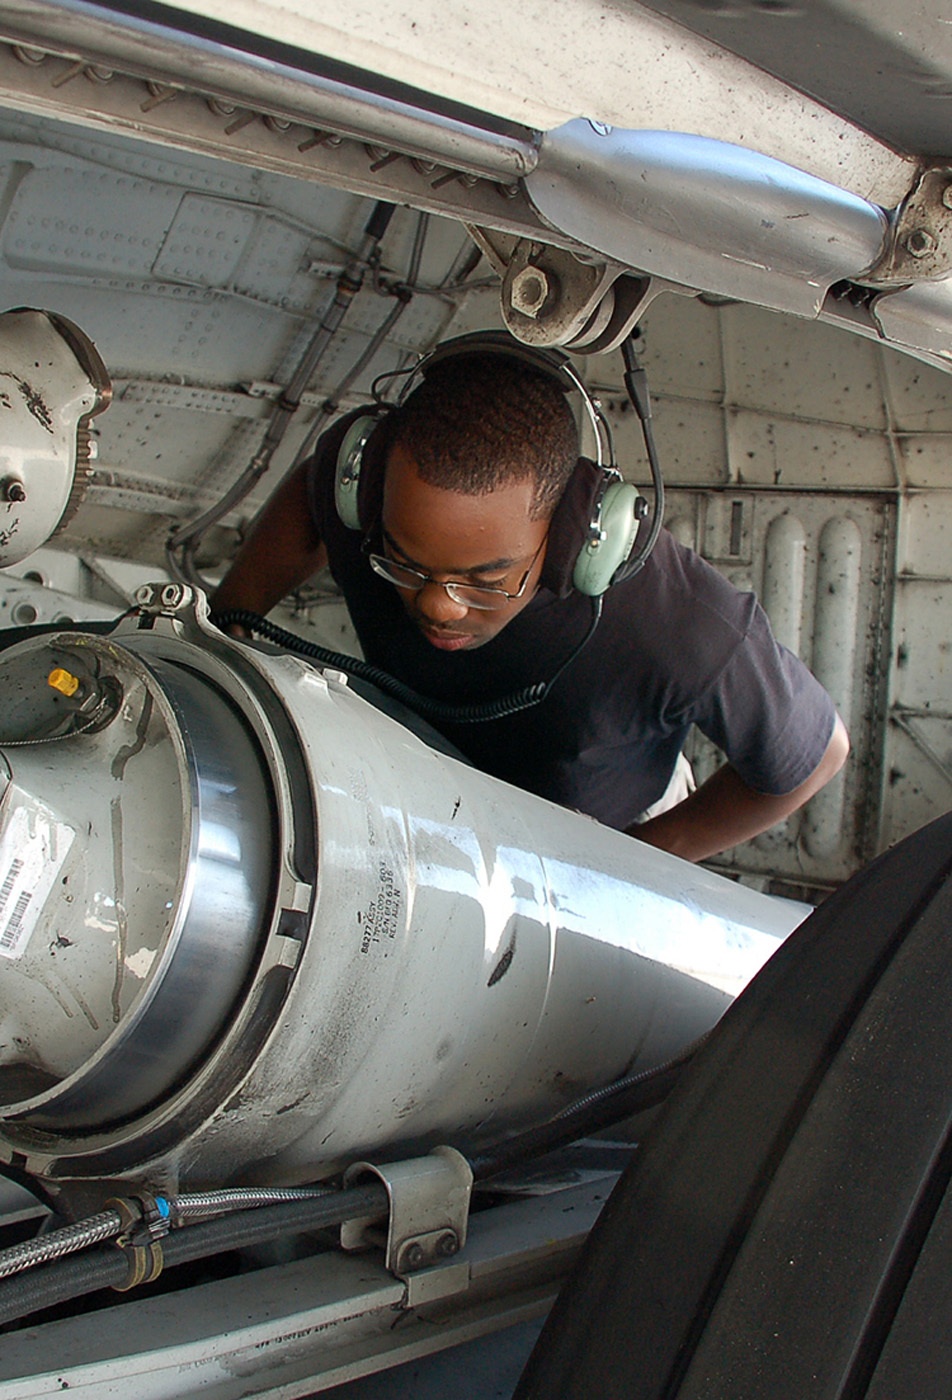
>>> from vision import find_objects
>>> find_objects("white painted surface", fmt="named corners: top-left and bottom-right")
top-left (151, 0), bottom-right (914, 202)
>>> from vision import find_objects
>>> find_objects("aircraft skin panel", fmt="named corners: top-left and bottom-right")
top-left (638, 0), bottom-right (952, 160)
top-left (110, 0), bottom-right (914, 204)
top-left (0, 103), bottom-right (949, 891)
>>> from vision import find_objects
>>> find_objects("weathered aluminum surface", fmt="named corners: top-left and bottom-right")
top-left (0, 597), bottom-right (806, 1195)
top-left (86, 0), bottom-right (913, 201)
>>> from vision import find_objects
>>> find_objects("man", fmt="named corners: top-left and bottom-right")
top-left (212, 345), bottom-right (848, 862)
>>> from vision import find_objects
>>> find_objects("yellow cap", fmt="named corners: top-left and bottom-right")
top-left (48, 667), bottom-right (81, 698)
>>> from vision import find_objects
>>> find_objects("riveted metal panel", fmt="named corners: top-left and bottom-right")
top-left (0, 98), bottom-right (947, 896)
top-left (152, 193), bottom-right (259, 286)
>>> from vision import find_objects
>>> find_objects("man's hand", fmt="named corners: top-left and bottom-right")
top-left (629, 713), bottom-right (850, 863)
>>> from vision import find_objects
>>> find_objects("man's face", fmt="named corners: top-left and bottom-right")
top-left (379, 443), bottom-right (549, 651)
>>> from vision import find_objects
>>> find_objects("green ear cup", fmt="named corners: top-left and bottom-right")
top-left (572, 481), bottom-right (641, 596)
top-left (334, 414), bottom-right (381, 530)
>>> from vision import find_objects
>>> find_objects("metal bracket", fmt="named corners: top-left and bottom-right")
top-left (466, 226), bottom-right (670, 354)
top-left (340, 1145), bottom-right (474, 1281)
top-left (502, 239), bottom-right (656, 353)
top-left (106, 1190), bottom-right (171, 1292)
top-left (129, 581), bottom-right (215, 638)
top-left (134, 581), bottom-right (196, 616)
top-left (864, 162), bottom-right (952, 285)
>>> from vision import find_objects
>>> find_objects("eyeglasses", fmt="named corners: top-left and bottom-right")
top-left (367, 532), bottom-right (547, 612)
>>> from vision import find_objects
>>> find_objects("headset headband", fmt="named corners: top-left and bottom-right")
top-left (375, 330), bottom-right (613, 471)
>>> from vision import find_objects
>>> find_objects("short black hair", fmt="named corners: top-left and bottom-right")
top-left (390, 352), bottom-right (579, 519)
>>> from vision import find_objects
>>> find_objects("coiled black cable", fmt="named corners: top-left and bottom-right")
top-left (210, 595), bottom-right (602, 725)
top-left (613, 333), bottom-right (665, 585)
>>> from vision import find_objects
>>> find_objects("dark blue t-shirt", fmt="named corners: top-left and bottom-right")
top-left (306, 421), bottom-right (836, 830)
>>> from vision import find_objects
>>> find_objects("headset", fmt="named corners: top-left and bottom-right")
top-left (332, 330), bottom-right (662, 598)
top-left (214, 331), bottom-right (665, 727)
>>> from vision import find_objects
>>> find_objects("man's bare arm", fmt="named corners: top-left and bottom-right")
top-left (629, 713), bottom-right (850, 863)
top-left (210, 462), bottom-right (328, 623)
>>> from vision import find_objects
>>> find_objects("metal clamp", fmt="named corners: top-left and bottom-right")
top-left (106, 1190), bottom-right (171, 1292)
top-left (499, 239), bottom-right (654, 353)
top-left (340, 1146), bottom-right (473, 1278)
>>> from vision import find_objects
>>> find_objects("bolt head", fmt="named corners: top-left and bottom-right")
top-left (905, 228), bottom-right (937, 258)
top-left (402, 1243), bottom-right (425, 1271)
top-left (161, 583), bottom-right (188, 608)
top-left (436, 1231), bottom-right (459, 1258)
top-left (3, 480), bottom-right (26, 504)
top-left (510, 265), bottom-right (551, 319)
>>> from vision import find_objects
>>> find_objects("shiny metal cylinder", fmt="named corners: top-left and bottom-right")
top-left (0, 607), bottom-right (808, 1193)
top-left (528, 124), bottom-right (889, 317)
top-left (0, 0), bottom-right (539, 180)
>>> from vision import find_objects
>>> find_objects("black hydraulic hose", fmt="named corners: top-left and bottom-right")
top-left (160, 1181), bottom-right (386, 1265)
top-left (0, 1246), bottom-right (123, 1328)
top-left (168, 200), bottom-right (397, 588)
top-left (468, 1032), bottom-right (710, 1182)
top-left (287, 210), bottom-right (429, 475)
top-left (210, 595), bottom-right (602, 725)
top-left (0, 1041), bottom-right (703, 1325)
top-left (0, 1181), bottom-right (389, 1328)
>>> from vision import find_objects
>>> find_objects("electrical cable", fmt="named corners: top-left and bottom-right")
top-left (210, 594), bottom-right (602, 725)
top-left (612, 332), bottom-right (665, 584)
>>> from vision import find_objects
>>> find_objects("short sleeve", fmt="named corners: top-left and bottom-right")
top-left (688, 599), bottom-right (837, 795)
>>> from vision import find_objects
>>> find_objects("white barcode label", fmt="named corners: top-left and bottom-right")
top-left (0, 798), bottom-right (76, 960)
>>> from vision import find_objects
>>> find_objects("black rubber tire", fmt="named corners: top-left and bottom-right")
top-left (514, 811), bottom-right (952, 1400)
